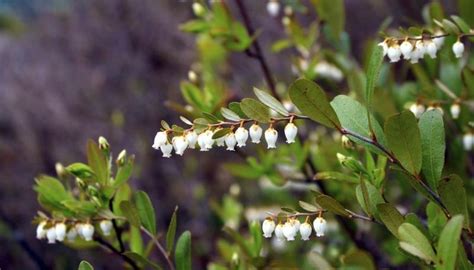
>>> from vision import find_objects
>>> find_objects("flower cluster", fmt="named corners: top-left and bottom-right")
top-left (408, 101), bottom-right (462, 119)
top-left (36, 219), bottom-right (113, 244)
top-left (378, 34), bottom-right (466, 63)
top-left (152, 121), bottom-right (298, 158)
top-left (261, 216), bottom-right (327, 242)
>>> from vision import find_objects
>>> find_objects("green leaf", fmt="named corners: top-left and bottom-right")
top-left (377, 203), bottom-right (405, 238)
top-left (384, 111), bottom-right (422, 175)
top-left (78, 260), bottom-right (94, 270)
top-left (34, 175), bottom-right (72, 213)
top-left (341, 249), bottom-right (376, 270)
top-left (441, 19), bottom-right (460, 35)
top-left (175, 231), bottom-right (192, 270)
top-left (398, 223), bottom-right (436, 263)
top-left (358, 178), bottom-right (371, 217)
top-left (240, 98), bottom-right (271, 123)
top-left (130, 226), bottom-right (144, 255)
top-left (86, 139), bottom-right (108, 185)
top-left (119, 201), bottom-right (141, 227)
top-left (66, 163), bottom-right (94, 179)
top-left (248, 220), bottom-right (263, 258)
top-left (331, 95), bottom-right (387, 155)
top-left (365, 45), bottom-right (384, 112)
top-left (124, 251), bottom-right (162, 270)
top-left (220, 107), bottom-right (241, 122)
top-left (166, 207), bottom-right (178, 253)
top-left (438, 175), bottom-right (469, 228)
top-left (315, 194), bottom-right (349, 217)
top-left (228, 102), bottom-right (246, 118)
top-left (458, 0), bottom-right (474, 27)
top-left (114, 155), bottom-right (134, 188)
top-left (134, 191), bottom-right (157, 235)
top-left (299, 201), bottom-right (320, 212)
top-left (451, 15), bottom-right (471, 33)
top-left (436, 215), bottom-right (464, 270)
top-left (212, 128), bottom-right (231, 139)
top-left (418, 110), bottom-right (445, 190)
top-left (426, 202), bottom-right (448, 239)
top-left (313, 171), bottom-right (359, 184)
top-left (313, 0), bottom-right (345, 39)
top-left (355, 180), bottom-right (384, 219)
top-left (253, 87), bottom-right (289, 116)
top-left (289, 78), bottom-right (340, 128)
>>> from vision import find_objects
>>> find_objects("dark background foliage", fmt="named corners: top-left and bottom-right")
top-left (0, 0), bottom-right (458, 269)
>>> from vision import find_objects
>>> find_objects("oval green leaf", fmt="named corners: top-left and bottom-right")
top-left (240, 98), bottom-right (271, 123)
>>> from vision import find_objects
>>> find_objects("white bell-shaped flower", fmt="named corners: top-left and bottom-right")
top-left (282, 220), bottom-right (298, 241)
top-left (313, 217), bottom-right (327, 237)
top-left (415, 40), bottom-right (426, 58)
top-left (46, 227), bottom-right (57, 244)
top-left (36, 221), bottom-right (47, 239)
top-left (75, 223), bottom-right (84, 238)
top-left (400, 40), bottom-right (413, 59)
top-left (66, 227), bottom-right (78, 241)
top-left (55, 222), bottom-right (67, 242)
top-left (284, 122), bottom-right (298, 144)
top-left (100, 220), bottom-right (113, 236)
top-left (262, 219), bottom-right (276, 238)
top-left (185, 131), bottom-right (198, 149)
top-left (452, 41), bottom-right (464, 58)
top-left (152, 131), bottom-right (167, 149)
top-left (433, 31), bottom-right (445, 48)
top-left (81, 223), bottom-right (95, 241)
top-left (264, 128), bottom-right (278, 149)
top-left (409, 102), bottom-right (425, 118)
top-left (450, 103), bottom-right (461, 119)
top-left (463, 133), bottom-right (473, 151)
top-left (160, 142), bottom-right (173, 158)
top-left (427, 105), bottom-right (443, 115)
top-left (225, 132), bottom-right (237, 151)
top-left (299, 222), bottom-right (312, 241)
top-left (387, 45), bottom-right (401, 63)
top-left (250, 124), bottom-right (263, 143)
top-left (426, 41), bottom-right (437, 59)
top-left (409, 46), bottom-right (422, 64)
top-left (274, 223), bottom-right (285, 241)
top-left (172, 136), bottom-right (188, 156)
top-left (377, 41), bottom-right (388, 56)
top-left (266, 0), bottom-right (280, 17)
top-left (235, 127), bottom-right (249, 147)
top-left (197, 132), bottom-right (208, 151)
top-left (203, 130), bottom-right (214, 150)
top-left (292, 218), bottom-right (301, 231)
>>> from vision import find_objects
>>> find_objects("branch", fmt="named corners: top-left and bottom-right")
top-left (141, 227), bottom-right (175, 270)
top-left (95, 236), bottom-right (139, 270)
top-left (109, 198), bottom-right (125, 252)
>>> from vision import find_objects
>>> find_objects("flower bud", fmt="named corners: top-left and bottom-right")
top-left (81, 223), bottom-right (95, 241)
top-left (55, 222), bottom-right (67, 242)
top-left (225, 132), bottom-right (237, 151)
top-left (55, 162), bottom-right (66, 178)
top-left (266, 0), bottom-right (280, 17)
top-left (284, 122), bottom-right (298, 144)
top-left (264, 127), bottom-right (278, 149)
top-left (426, 41), bottom-right (437, 59)
top-left (377, 41), bottom-right (388, 56)
top-left (100, 220), bottom-right (113, 236)
top-left (282, 220), bottom-right (297, 241)
top-left (67, 227), bottom-right (78, 241)
top-left (98, 136), bottom-right (110, 150)
top-left (274, 223), bottom-right (285, 241)
top-left (262, 219), bottom-right (276, 238)
top-left (281, 16), bottom-right (291, 26)
top-left (192, 2), bottom-right (205, 17)
top-left (299, 222), bottom-right (312, 241)
top-left (172, 136), bottom-right (188, 156)
top-left (160, 143), bottom-right (173, 158)
top-left (452, 41), bottom-right (464, 58)
top-left (116, 149), bottom-right (127, 166)
top-left (46, 227), bottom-right (57, 244)
top-left (153, 131), bottom-right (168, 149)
top-left (400, 40), bottom-right (413, 59)
top-left (463, 132), bottom-right (473, 151)
top-left (185, 131), bottom-right (198, 149)
top-left (235, 127), bottom-right (249, 147)
top-left (250, 124), bottom-right (263, 143)
top-left (313, 217), bottom-right (327, 237)
top-left (188, 70), bottom-right (198, 83)
top-left (36, 221), bottom-right (47, 240)
top-left (387, 44), bottom-right (401, 63)
top-left (337, 153), bottom-right (365, 173)
top-left (341, 135), bottom-right (353, 149)
top-left (450, 103), bottom-right (461, 119)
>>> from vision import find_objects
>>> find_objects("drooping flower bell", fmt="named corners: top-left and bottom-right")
top-left (36, 221), bottom-right (47, 240)
top-left (426, 40), bottom-right (438, 59)
top-left (197, 132), bottom-right (209, 151)
top-left (463, 132), bottom-right (473, 151)
top-left (152, 131), bottom-right (168, 149)
top-left (250, 124), bottom-right (263, 143)
top-left (313, 217), bottom-right (327, 237)
top-left (203, 130), bottom-right (215, 150)
top-left (452, 40), bottom-right (464, 58)
top-left (55, 222), bottom-right (67, 242)
top-left (172, 136), bottom-right (188, 156)
top-left (409, 102), bottom-right (425, 118)
top-left (262, 219), bottom-right (276, 238)
top-left (450, 103), bottom-right (461, 119)
top-left (160, 142), bottom-right (173, 158)
top-left (274, 223), bottom-right (285, 241)
top-left (377, 40), bottom-right (388, 56)
top-left (284, 122), bottom-right (298, 144)
top-left (225, 132), bottom-right (237, 151)
top-left (282, 220), bottom-right (298, 241)
top-left (235, 127), bottom-right (249, 147)
top-left (264, 127), bottom-right (278, 149)
top-left (185, 131), bottom-right (198, 149)
top-left (299, 221), bottom-right (312, 241)
top-left (387, 44), bottom-right (401, 63)
top-left (46, 227), bottom-right (57, 244)
top-left (266, 0), bottom-right (280, 17)
top-left (400, 40), bottom-right (413, 60)
top-left (100, 220), bottom-right (113, 236)
top-left (81, 223), bottom-right (95, 241)
top-left (67, 227), bottom-right (78, 241)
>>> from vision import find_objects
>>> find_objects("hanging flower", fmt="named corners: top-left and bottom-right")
top-left (55, 222), bottom-right (67, 242)
top-left (172, 136), bottom-right (188, 156)
top-left (160, 143), bottom-right (173, 158)
top-left (197, 132), bottom-right (209, 151)
top-left (152, 131), bottom-right (168, 149)
top-left (426, 40), bottom-right (438, 59)
top-left (313, 217), bottom-right (327, 237)
top-left (46, 227), bottom-right (57, 244)
top-left (410, 102), bottom-right (425, 118)
top-left (450, 103), bottom-right (461, 119)
top-left (452, 40), bottom-right (464, 58)
top-left (235, 127), bottom-right (249, 147)
top-left (203, 130), bottom-right (215, 150)
top-left (185, 131), bottom-right (198, 149)
top-left (225, 132), bottom-right (237, 151)
top-left (67, 227), bottom-right (78, 241)
top-left (299, 222), bottom-right (312, 241)
top-left (463, 132), bottom-right (473, 151)
top-left (262, 219), bottom-right (276, 238)
top-left (264, 127), bottom-right (278, 149)
top-left (387, 44), bottom-right (401, 63)
top-left (36, 221), bottom-right (47, 240)
top-left (100, 220), bottom-right (113, 236)
top-left (274, 223), bottom-right (285, 241)
top-left (400, 40), bottom-right (413, 59)
top-left (266, 0), bottom-right (280, 17)
top-left (81, 223), bottom-right (95, 241)
top-left (282, 220), bottom-right (298, 241)
top-left (250, 124), bottom-right (263, 143)
top-left (284, 122), bottom-right (298, 144)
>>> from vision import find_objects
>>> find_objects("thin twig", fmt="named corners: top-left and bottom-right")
top-left (95, 236), bottom-right (139, 270)
top-left (141, 227), bottom-right (175, 270)
top-left (109, 198), bottom-right (125, 252)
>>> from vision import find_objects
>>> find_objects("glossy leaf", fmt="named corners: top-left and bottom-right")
top-left (78, 261), bottom-right (94, 270)
top-left (418, 110), bottom-right (445, 190)
top-left (385, 111), bottom-right (422, 175)
top-left (438, 175), bottom-right (469, 227)
top-left (341, 249), bottom-right (375, 270)
top-left (240, 98), bottom-right (271, 123)
top-left (253, 87), bottom-right (289, 116)
top-left (124, 251), bottom-right (162, 270)
top-left (175, 231), bottom-right (192, 270)
top-left (220, 107), bottom-right (241, 122)
top-left (289, 78), bottom-right (340, 128)
top-left (315, 194), bottom-right (349, 217)
top-left (119, 201), bottom-right (141, 227)
top-left (87, 139), bottom-right (108, 185)
top-left (365, 45), bottom-right (384, 112)
top-left (436, 215), bottom-right (464, 270)
top-left (299, 201), bottom-right (320, 212)
top-left (166, 207), bottom-right (178, 253)
top-left (377, 203), bottom-right (404, 237)
top-left (134, 191), bottom-right (157, 235)
top-left (398, 223), bottom-right (436, 263)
